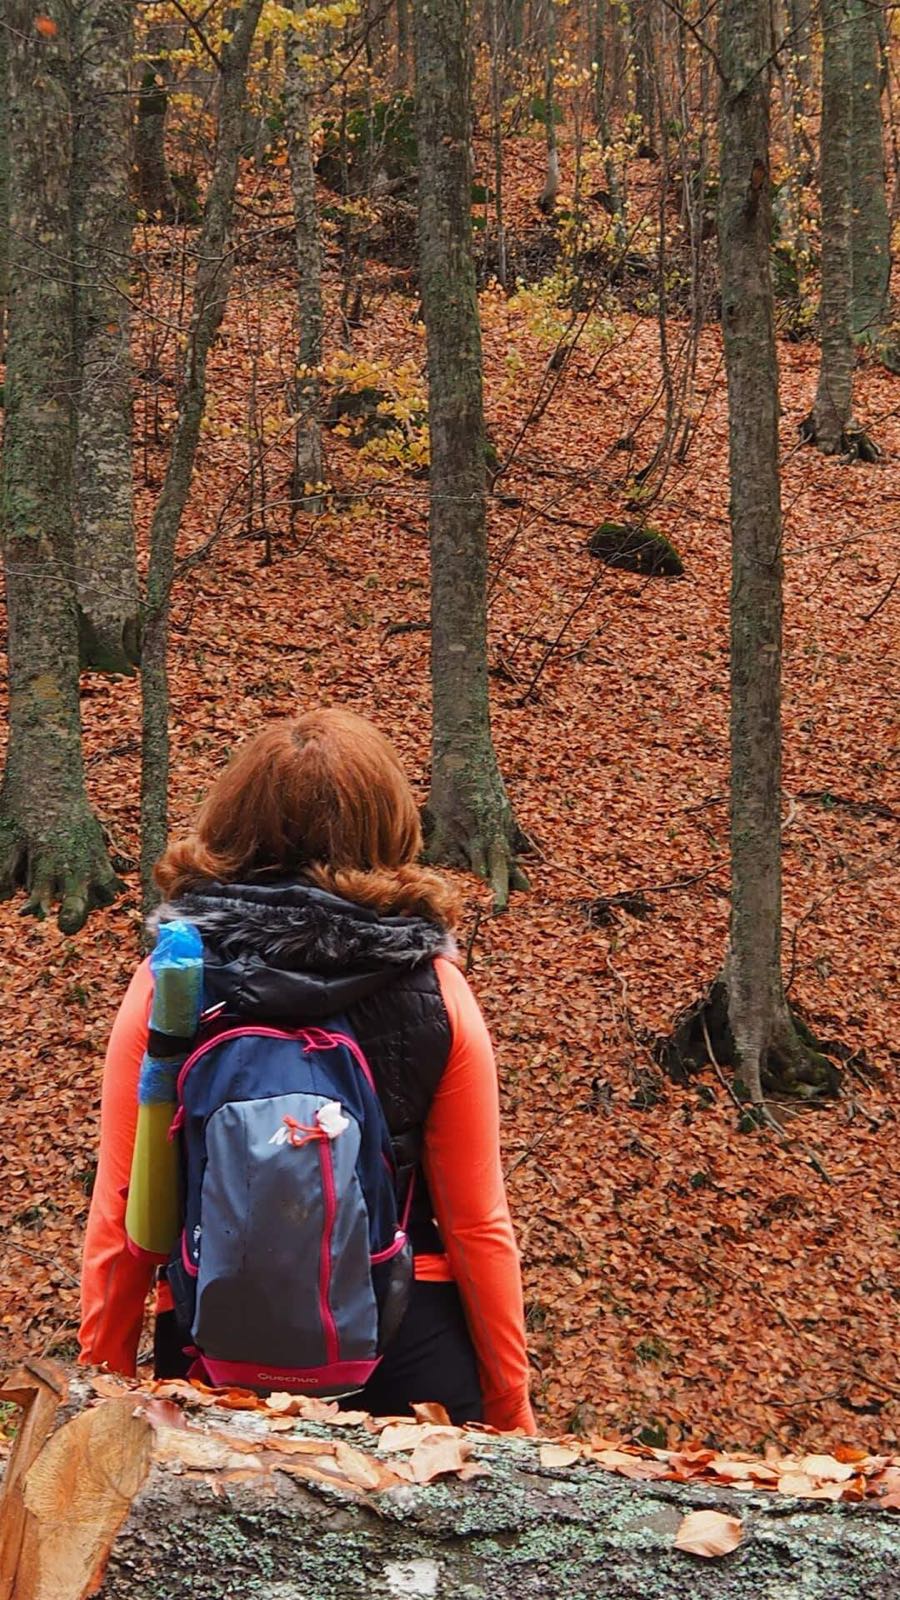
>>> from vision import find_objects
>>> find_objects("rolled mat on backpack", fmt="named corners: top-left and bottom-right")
top-left (125, 919), bottom-right (204, 1261)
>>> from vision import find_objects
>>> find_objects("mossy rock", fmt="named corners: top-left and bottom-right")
top-left (318, 92), bottom-right (417, 197)
top-left (324, 384), bottom-right (425, 447)
top-left (587, 522), bottom-right (684, 577)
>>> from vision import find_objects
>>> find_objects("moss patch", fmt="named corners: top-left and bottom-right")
top-left (586, 522), bottom-right (684, 577)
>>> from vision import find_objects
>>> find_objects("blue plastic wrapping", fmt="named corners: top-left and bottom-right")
top-left (148, 919), bottom-right (204, 1036)
top-left (138, 920), bottom-right (204, 1106)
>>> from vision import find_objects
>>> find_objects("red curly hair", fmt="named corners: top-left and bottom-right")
top-left (154, 709), bottom-right (460, 927)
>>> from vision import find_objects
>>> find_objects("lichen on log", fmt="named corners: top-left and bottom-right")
top-left (2, 1369), bottom-right (900, 1600)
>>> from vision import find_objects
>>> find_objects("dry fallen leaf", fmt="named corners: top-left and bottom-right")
top-left (135, 1397), bottom-right (189, 1431)
top-left (264, 1393), bottom-right (367, 1425)
top-left (411, 1402), bottom-right (452, 1426)
top-left (334, 1440), bottom-right (404, 1492)
top-left (539, 1443), bottom-right (582, 1468)
top-left (799, 1454), bottom-right (856, 1483)
top-left (377, 1421), bottom-right (462, 1454)
top-left (147, 1380), bottom-right (219, 1409)
top-left (674, 1509), bottom-right (743, 1559)
top-left (90, 1375), bottom-right (136, 1400)
top-left (408, 1435), bottom-right (471, 1485)
top-left (590, 1448), bottom-right (671, 1481)
top-left (711, 1456), bottom-right (779, 1484)
top-left (262, 1435), bottom-right (337, 1457)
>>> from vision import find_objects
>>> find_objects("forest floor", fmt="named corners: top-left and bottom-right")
top-left (1, 136), bottom-right (899, 1458)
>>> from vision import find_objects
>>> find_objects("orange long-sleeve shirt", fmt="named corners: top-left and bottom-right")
top-left (79, 955), bottom-right (536, 1434)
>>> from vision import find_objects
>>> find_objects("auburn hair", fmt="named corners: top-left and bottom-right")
top-left (154, 709), bottom-right (460, 928)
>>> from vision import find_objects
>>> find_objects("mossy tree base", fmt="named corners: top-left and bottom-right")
top-left (0, 799), bottom-right (119, 934)
top-left (657, 978), bottom-right (841, 1100)
top-left (424, 788), bottom-right (530, 912)
top-left (798, 413), bottom-right (882, 462)
top-left (77, 608), bottom-right (142, 677)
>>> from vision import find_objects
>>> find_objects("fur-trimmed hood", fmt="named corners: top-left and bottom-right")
top-left (153, 878), bottom-right (456, 1022)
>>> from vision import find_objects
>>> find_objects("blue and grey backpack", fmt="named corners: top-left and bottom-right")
top-left (166, 1015), bottom-right (413, 1394)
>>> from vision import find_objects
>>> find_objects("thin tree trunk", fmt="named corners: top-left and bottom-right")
top-left (412, 0), bottom-right (523, 908)
top-left (849, 0), bottom-right (891, 344)
top-left (0, 16), bottom-right (8, 348)
top-left (787, 0), bottom-right (814, 89)
top-left (630, 0), bottom-right (655, 151)
top-left (285, 0), bottom-right (325, 507)
top-left (809, 0), bottom-right (855, 452)
top-left (139, 0), bottom-right (264, 909)
top-left (538, 0), bottom-right (560, 212)
top-left (488, 0), bottom-right (508, 286)
top-left (395, 0), bottom-right (410, 87)
top-left (719, 0), bottom-right (831, 1101)
top-left (134, 18), bottom-right (176, 221)
top-left (592, 0), bottom-right (625, 239)
top-left (0, 0), bottom-right (118, 931)
top-left (72, 0), bottom-right (141, 674)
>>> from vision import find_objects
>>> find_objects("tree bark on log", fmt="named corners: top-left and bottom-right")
top-left (2, 1374), bottom-right (900, 1600)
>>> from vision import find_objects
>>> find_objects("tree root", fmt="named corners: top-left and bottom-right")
top-left (0, 805), bottom-right (120, 934)
top-left (424, 807), bottom-right (530, 912)
top-left (657, 978), bottom-right (842, 1099)
top-left (798, 413), bottom-right (882, 462)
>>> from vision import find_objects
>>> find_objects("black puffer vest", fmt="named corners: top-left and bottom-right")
top-left (155, 879), bottom-right (455, 1254)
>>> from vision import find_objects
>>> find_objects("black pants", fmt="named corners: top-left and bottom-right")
top-left (153, 1280), bottom-right (483, 1427)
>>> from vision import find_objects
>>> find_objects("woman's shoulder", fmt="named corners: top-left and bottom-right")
top-left (433, 955), bottom-right (486, 1038)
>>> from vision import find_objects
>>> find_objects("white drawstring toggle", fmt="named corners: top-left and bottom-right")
top-left (316, 1100), bottom-right (350, 1139)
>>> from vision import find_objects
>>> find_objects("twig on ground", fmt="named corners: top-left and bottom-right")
top-left (504, 1124), bottom-right (553, 1181)
top-left (700, 1014), bottom-right (744, 1115)
top-left (7, 1239), bottom-right (79, 1288)
top-left (381, 619), bottom-right (430, 642)
top-left (862, 566), bottom-right (899, 622)
top-left (464, 907), bottom-right (483, 975)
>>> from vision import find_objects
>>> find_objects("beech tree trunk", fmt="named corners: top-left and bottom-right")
top-left (0, 0), bottom-right (118, 932)
top-left (787, 0), bottom-right (814, 90)
top-left (488, 0), bottom-right (508, 286)
top-left (395, 0), bottom-right (410, 87)
top-left (810, 0), bottom-right (855, 453)
top-left (134, 19), bottom-right (176, 221)
top-left (139, 0), bottom-right (264, 909)
top-left (592, 0), bottom-right (624, 233)
top-left (412, 0), bottom-right (523, 909)
top-left (72, 0), bottom-right (141, 674)
top-left (849, 0), bottom-right (891, 344)
top-left (630, 0), bottom-right (655, 150)
top-left (718, 0), bottom-right (830, 1102)
top-left (538, 0), bottom-right (560, 212)
top-left (0, 16), bottom-right (8, 345)
top-left (285, 0), bottom-right (325, 508)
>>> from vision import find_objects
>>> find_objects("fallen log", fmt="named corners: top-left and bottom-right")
top-left (2, 1364), bottom-right (900, 1600)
